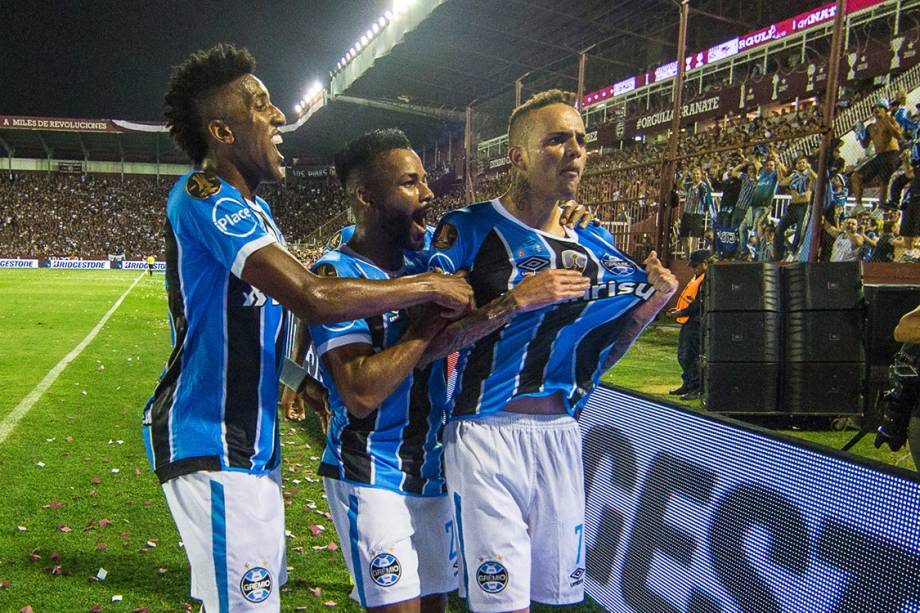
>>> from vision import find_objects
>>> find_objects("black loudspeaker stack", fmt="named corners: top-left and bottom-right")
top-left (702, 263), bottom-right (781, 413)
top-left (702, 261), bottom-right (865, 415)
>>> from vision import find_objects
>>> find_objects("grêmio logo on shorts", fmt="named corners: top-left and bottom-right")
top-left (240, 566), bottom-right (272, 603)
top-left (370, 552), bottom-right (402, 587)
top-left (477, 560), bottom-right (508, 593)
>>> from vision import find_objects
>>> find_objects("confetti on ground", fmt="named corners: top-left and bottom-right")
top-left (157, 567), bottom-right (168, 576)
top-left (145, 540), bottom-right (157, 548)
top-left (16, 526), bottom-right (27, 532)
top-left (96, 568), bottom-right (108, 581)
top-left (50, 565), bottom-right (62, 576)
top-left (111, 468), bottom-right (120, 474)
top-left (308, 525), bottom-right (325, 536)
top-left (59, 526), bottom-right (72, 533)
top-left (0, 581), bottom-right (11, 588)
top-left (309, 587), bottom-right (322, 597)
top-left (111, 595), bottom-right (123, 602)
top-left (91, 476), bottom-right (102, 484)
top-left (98, 519), bottom-right (111, 527)
top-left (20, 606), bottom-right (34, 613)
top-left (49, 551), bottom-right (60, 561)
top-left (323, 601), bottom-right (337, 607)
top-left (90, 605), bottom-right (103, 612)
top-left (36, 462), bottom-right (45, 468)
top-left (96, 543), bottom-right (108, 552)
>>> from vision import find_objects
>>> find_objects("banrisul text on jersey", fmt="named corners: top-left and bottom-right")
top-left (428, 199), bottom-right (654, 419)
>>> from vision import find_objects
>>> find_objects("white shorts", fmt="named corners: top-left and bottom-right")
top-left (324, 478), bottom-right (458, 607)
top-left (445, 413), bottom-right (586, 612)
top-left (162, 469), bottom-right (287, 612)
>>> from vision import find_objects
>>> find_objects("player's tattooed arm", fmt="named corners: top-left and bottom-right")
top-left (418, 292), bottom-right (520, 367)
top-left (322, 305), bottom-right (448, 418)
top-left (602, 251), bottom-right (678, 370)
top-left (419, 269), bottom-right (590, 367)
top-left (242, 243), bottom-right (474, 324)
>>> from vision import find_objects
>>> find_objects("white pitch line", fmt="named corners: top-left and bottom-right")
top-left (0, 272), bottom-right (145, 445)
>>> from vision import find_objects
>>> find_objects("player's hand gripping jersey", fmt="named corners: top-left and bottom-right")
top-left (143, 171), bottom-right (288, 482)
top-left (309, 246), bottom-right (447, 496)
top-left (428, 199), bottom-right (653, 419)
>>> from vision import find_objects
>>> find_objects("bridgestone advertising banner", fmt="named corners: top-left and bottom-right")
top-left (0, 258), bottom-right (38, 268)
top-left (48, 259), bottom-right (111, 270)
top-left (121, 260), bottom-right (165, 271)
top-left (580, 387), bottom-right (920, 611)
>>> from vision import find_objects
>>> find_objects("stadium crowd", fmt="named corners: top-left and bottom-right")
top-left (1, 93), bottom-right (917, 265)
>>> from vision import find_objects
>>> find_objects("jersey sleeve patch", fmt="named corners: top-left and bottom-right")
top-left (185, 173), bottom-right (222, 199)
top-left (432, 222), bottom-right (458, 250)
top-left (314, 262), bottom-right (338, 278)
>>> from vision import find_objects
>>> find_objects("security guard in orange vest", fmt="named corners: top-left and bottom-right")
top-left (667, 250), bottom-right (711, 400)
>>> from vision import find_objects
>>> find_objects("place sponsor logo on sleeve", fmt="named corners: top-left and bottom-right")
top-left (212, 198), bottom-right (257, 238)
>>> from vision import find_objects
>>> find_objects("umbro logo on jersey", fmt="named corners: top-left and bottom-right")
top-left (570, 567), bottom-right (585, 587)
top-left (517, 256), bottom-right (550, 273)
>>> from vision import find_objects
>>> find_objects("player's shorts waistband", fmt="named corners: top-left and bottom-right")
top-left (470, 411), bottom-right (577, 430)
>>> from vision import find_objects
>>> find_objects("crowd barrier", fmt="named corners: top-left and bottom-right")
top-left (0, 258), bottom-right (165, 271)
top-left (581, 385), bottom-right (920, 612)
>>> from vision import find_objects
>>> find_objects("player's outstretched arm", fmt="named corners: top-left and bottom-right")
top-left (321, 305), bottom-right (448, 418)
top-left (243, 244), bottom-right (474, 325)
top-left (894, 304), bottom-right (920, 344)
top-left (603, 251), bottom-right (678, 370)
top-left (419, 268), bottom-right (590, 367)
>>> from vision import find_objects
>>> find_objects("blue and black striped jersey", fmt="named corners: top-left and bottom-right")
top-left (309, 246), bottom-right (447, 497)
top-left (428, 199), bottom-right (654, 420)
top-left (142, 171), bottom-right (289, 483)
top-left (326, 223), bottom-right (436, 272)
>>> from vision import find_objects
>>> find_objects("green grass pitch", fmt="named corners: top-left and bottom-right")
top-left (0, 270), bottom-right (911, 612)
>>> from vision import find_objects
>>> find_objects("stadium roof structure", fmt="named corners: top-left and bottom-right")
top-left (0, 0), bottom-right (830, 167)
top-left (286, 0), bottom-right (828, 158)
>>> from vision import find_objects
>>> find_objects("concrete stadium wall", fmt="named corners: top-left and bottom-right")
top-left (2, 157), bottom-right (189, 176)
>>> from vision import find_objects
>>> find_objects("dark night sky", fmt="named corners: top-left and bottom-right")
top-left (1, 0), bottom-right (391, 121)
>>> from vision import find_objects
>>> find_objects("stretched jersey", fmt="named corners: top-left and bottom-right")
top-left (326, 224), bottom-right (435, 271)
top-left (143, 171), bottom-right (288, 483)
top-left (309, 246), bottom-right (446, 496)
top-left (427, 199), bottom-right (654, 420)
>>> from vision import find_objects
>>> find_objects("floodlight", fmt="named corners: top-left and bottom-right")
top-left (312, 81), bottom-right (322, 93)
top-left (349, 46), bottom-right (356, 56)
top-left (295, 104), bottom-right (302, 114)
top-left (384, 10), bottom-right (394, 19)
top-left (378, 16), bottom-right (387, 27)
top-left (360, 35), bottom-right (368, 45)
top-left (372, 24), bottom-right (379, 34)
top-left (355, 40), bottom-right (362, 50)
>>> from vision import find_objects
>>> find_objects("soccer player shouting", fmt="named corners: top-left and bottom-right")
top-left (428, 90), bottom-right (678, 612)
top-left (312, 129), bottom-right (590, 612)
top-left (143, 45), bottom-right (472, 612)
